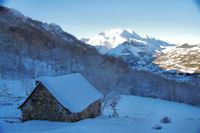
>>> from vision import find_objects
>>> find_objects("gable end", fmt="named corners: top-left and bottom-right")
top-left (18, 82), bottom-right (41, 109)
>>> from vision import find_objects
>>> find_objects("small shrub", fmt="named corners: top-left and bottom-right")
top-left (109, 96), bottom-right (121, 118)
top-left (124, 115), bottom-right (129, 118)
top-left (152, 124), bottom-right (162, 130)
top-left (161, 116), bottom-right (171, 124)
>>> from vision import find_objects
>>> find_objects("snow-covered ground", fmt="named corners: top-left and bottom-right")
top-left (1, 95), bottom-right (200, 133)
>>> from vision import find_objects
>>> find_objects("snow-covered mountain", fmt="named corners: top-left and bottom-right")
top-left (82, 29), bottom-right (200, 86)
top-left (83, 28), bottom-right (174, 68)
top-left (86, 29), bottom-right (142, 53)
top-left (84, 28), bottom-right (174, 54)
top-left (1, 7), bottom-right (200, 108)
top-left (154, 44), bottom-right (200, 73)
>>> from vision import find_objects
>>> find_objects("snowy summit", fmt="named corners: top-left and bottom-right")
top-left (85, 28), bottom-right (142, 54)
top-left (84, 28), bottom-right (174, 54)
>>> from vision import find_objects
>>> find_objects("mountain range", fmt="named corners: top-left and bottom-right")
top-left (0, 7), bottom-right (200, 106)
top-left (81, 28), bottom-right (200, 75)
top-left (83, 28), bottom-right (174, 54)
top-left (81, 28), bottom-right (175, 70)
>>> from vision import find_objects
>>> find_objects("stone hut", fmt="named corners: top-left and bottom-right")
top-left (18, 73), bottom-right (102, 122)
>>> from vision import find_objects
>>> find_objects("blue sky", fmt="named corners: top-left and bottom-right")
top-left (6, 0), bottom-right (200, 44)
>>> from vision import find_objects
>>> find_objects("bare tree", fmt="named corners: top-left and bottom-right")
top-left (21, 80), bottom-right (35, 96)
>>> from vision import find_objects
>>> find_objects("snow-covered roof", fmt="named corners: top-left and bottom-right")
top-left (38, 73), bottom-right (102, 113)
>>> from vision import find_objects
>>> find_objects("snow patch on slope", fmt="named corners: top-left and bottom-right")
top-left (108, 42), bottom-right (145, 57)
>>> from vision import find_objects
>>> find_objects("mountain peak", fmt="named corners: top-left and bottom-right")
top-left (99, 28), bottom-right (140, 39)
top-left (102, 28), bottom-right (134, 35)
top-left (84, 28), bottom-right (175, 54)
top-left (85, 28), bottom-right (142, 53)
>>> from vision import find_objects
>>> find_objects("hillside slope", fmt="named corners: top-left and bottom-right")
top-left (0, 7), bottom-right (130, 94)
top-left (154, 44), bottom-right (200, 73)
top-left (0, 7), bottom-right (200, 106)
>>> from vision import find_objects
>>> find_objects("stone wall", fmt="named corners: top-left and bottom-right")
top-left (20, 82), bottom-right (101, 122)
top-left (73, 99), bottom-right (101, 122)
